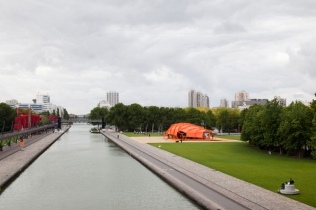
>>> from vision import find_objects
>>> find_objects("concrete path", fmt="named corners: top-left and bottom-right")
top-left (0, 126), bottom-right (70, 190)
top-left (103, 131), bottom-right (315, 210)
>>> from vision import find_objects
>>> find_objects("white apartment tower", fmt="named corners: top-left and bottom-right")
top-left (220, 99), bottom-right (229, 107)
top-left (235, 91), bottom-right (249, 101)
top-left (188, 90), bottom-right (197, 107)
top-left (188, 90), bottom-right (209, 108)
top-left (107, 91), bottom-right (119, 106)
top-left (203, 94), bottom-right (210, 108)
top-left (36, 94), bottom-right (51, 112)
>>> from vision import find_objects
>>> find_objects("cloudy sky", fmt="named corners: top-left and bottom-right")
top-left (1, 0), bottom-right (315, 114)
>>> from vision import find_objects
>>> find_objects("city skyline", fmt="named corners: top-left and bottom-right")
top-left (1, 1), bottom-right (315, 114)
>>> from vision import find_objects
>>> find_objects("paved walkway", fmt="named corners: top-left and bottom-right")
top-left (0, 126), bottom-right (70, 190)
top-left (105, 132), bottom-right (315, 210)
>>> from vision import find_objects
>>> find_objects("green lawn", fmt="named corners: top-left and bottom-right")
top-left (149, 142), bottom-right (316, 208)
top-left (123, 132), bottom-right (163, 137)
top-left (216, 135), bottom-right (241, 140)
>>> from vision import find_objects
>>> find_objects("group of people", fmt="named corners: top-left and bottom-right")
top-left (279, 178), bottom-right (294, 192)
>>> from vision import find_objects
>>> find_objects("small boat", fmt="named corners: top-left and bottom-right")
top-left (90, 127), bottom-right (100, 133)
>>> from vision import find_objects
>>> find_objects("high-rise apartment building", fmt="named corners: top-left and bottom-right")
top-left (188, 90), bottom-right (209, 108)
top-left (235, 90), bottom-right (249, 101)
top-left (188, 90), bottom-right (197, 107)
top-left (203, 94), bottom-right (210, 108)
top-left (220, 99), bottom-right (229, 107)
top-left (36, 94), bottom-right (51, 112)
top-left (107, 91), bottom-right (119, 106)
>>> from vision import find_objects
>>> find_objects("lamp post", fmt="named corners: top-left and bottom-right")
top-left (201, 120), bottom-right (204, 129)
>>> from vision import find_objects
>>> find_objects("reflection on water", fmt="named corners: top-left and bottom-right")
top-left (0, 124), bottom-right (202, 210)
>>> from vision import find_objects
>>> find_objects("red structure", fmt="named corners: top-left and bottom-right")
top-left (48, 116), bottom-right (59, 123)
top-left (13, 108), bottom-right (42, 130)
top-left (164, 122), bottom-right (213, 141)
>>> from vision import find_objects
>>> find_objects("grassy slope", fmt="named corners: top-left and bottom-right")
top-left (149, 142), bottom-right (316, 207)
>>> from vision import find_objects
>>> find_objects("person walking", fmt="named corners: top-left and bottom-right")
top-left (20, 136), bottom-right (24, 151)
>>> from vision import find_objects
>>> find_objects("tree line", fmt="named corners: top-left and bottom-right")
top-left (90, 93), bottom-right (316, 159)
top-left (89, 103), bottom-right (244, 133)
top-left (241, 96), bottom-right (316, 158)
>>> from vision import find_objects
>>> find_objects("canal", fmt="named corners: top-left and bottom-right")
top-left (0, 124), bottom-right (202, 210)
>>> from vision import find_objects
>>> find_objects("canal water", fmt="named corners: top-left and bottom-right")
top-left (0, 124), bottom-right (202, 210)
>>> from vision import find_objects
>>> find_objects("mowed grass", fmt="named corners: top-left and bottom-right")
top-left (216, 135), bottom-right (241, 140)
top-left (123, 132), bottom-right (163, 137)
top-left (149, 142), bottom-right (316, 207)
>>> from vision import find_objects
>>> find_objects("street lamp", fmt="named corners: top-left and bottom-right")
top-left (201, 120), bottom-right (204, 129)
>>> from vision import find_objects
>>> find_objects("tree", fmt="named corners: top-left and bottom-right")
top-left (239, 108), bottom-right (248, 132)
top-left (241, 104), bottom-right (264, 146)
top-left (185, 107), bottom-right (204, 126)
top-left (145, 106), bottom-right (161, 132)
top-left (63, 109), bottom-right (70, 120)
top-left (310, 93), bottom-right (316, 159)
top-left (40, 111), bottom-right (50, 116)
top-left (259, 99), bottom-right (283, 153)
top-left (106, 103), bottom-right (128, 131)
top-left (40, 115), bottom-right (50, 125)
top-left (0, 103), bottom-right (17, 132)
top-left (89, 107), bottom-right (109, 126)
top-left (126, 103), bottom-right (146, 131)
top-left (278, 101), bottom-right (313, 157)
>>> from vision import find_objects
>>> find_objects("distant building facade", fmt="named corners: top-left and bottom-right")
top-left (6, 94), bottom-right (65, 115)
top-left (233, 99), bottom-right (268, 109)
top-left (235, 90), bottom-right (249, 101)
top-left (231, 91), bottom-right (268, 109)
top-left (220, 99), bottom-right (229, 108)
top-left (274, 96), bottom-right (286, 107)
top-left (6, 99), bottom-right (19, 105)
top-left (107, 91), bottom-right (119, 106)
top-left (188, 90), bottom-right (209, 108)
top-left (98, 100), bottom-right (111, 109)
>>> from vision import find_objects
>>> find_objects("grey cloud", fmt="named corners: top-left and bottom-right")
top-left (214, 22), bottom-right (247, 34)
top-left (287, 41), bottom-right (316, 77)
top-left (1, 0), bottom-right (316, 113)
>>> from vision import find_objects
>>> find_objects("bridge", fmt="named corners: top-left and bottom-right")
top-left (61, 117), bottom-right (102, 123)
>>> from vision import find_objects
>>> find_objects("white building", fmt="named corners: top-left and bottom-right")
top-left (36, 94), bottom-right (51, 111)
top-left (235, 90), bottom-right (249, 101)
top-left (188, 90), bottom-right (209, 108)
top-left (220, 99), bottom-right (229, 107)
top-left (107, 91), bottom-right (119, 106)
top-left (98, 100), bottom-right (111, 109)
top-left (6, 99), bottom-right (19, 105)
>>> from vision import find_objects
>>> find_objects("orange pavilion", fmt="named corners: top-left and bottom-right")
top-left (164, 122), bottom-right (213, 141)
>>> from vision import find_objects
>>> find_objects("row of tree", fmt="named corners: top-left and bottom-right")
top-left (89, 103), bottom-right (243, 133)
top-left (89, 93), bottom-right (316, 159)
top-left (241, 95), bottom-right (316, 158)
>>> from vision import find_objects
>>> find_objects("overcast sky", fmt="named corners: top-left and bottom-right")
top-left (1, 0), bottom-right (315, 114)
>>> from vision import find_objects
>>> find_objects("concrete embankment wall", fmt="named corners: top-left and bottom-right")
top-left (0, 126), bottom-right (71, 191)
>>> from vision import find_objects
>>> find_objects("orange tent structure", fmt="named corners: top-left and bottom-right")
top-left (164, 123), bottom-right (213, 141)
